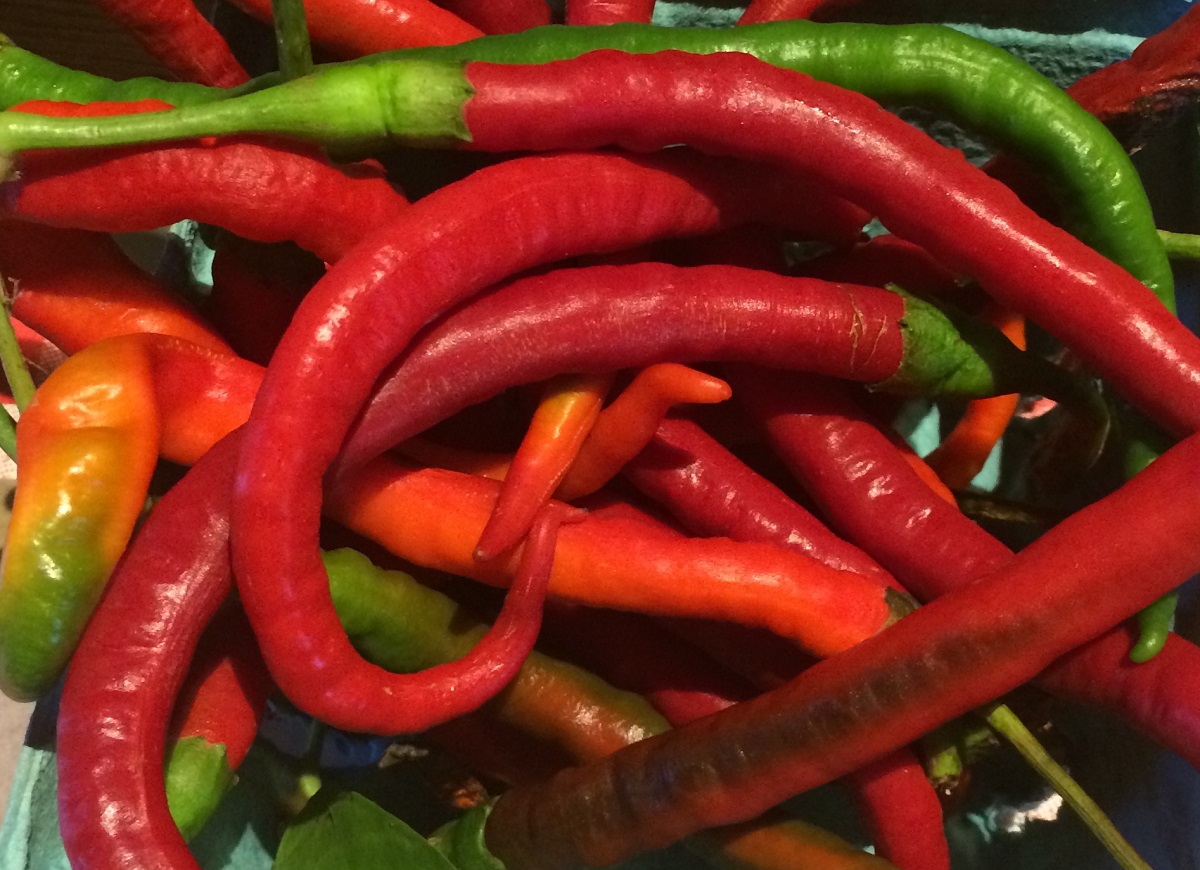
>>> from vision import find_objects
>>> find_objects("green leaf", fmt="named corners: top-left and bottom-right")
top-left (273, 789), bottom-right (457, 870)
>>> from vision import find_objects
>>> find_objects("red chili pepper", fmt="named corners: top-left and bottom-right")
top-left (731, 369), bottom-right (1200, 778)
top-left (543, 601), bottom-right (946, 869)
top-left (342, 261), bottom-right (1016, 474)
top-left (1, 221), bottom-right (231, 355)
top-left (58, 438), bottom-right (242, 870)
top-left (165, 603), bottom-right (273, 840)
top-left (733, 371), bottom-right (1016, 595)
top-left (566, 0), bottom-right (657, 26)
top-left (432, 0), bottom-right (551, 33)
top-left (482, 427), bottom-right (1200, 867)
top-left (4, 101), bottom-right (409, 263)
top-left (456, 51), bottom-right (1200, 438)
top-left (621, 416), bottom-right (896, 584)
top-left (88, 0), bottom-right (250, 86)
top-left (847, 751), bottom-right (950, 870)
top-left (1065, 3), bottom-right (1200, 146)
top-left (223, 0), bottom-right (483, 56)
top-left (738, 0), bottom-right (860, 24)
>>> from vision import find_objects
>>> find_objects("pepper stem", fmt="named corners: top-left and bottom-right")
top-left (1158, 229), bottom-right (1200, 260)
top-left (0, 268), bottom-right (35, 412)
top-left (0, 60), bottom-right (472, 156)
top-left (272, 0), bottom-right (314, 81)
top-left (981, 702), bottom-right (1152, 870)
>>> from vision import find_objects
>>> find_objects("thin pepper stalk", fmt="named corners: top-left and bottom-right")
top-left (272, 0), bottom-right (314, 80)
top-left (1158, 229), bottom-right (1200, 260)
top-left (0, 267), bottom-right (35, 409)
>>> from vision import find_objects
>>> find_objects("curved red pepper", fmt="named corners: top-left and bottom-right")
top-left (433, 0), bottom-right (551, 33)
top-left (566, 0), bottom-right (657, 25)
top-left (1, 221), bottom-right (231, 355)
top-left (483, 427), bottom-right (1200, 867)
top-left (459, 51), bottom-right (1200, 439)
top-left (90, 0), bottom-right (250, 86)
top-left (4, 101), bottom-right (409, 263)
top-left (223, 0), bottom-right (483, 56)
top-left (621, 416), bottom-right (896, 585)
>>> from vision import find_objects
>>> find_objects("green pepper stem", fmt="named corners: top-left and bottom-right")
top-left (0, 60), bottom-right (472, 158)
top-left (0, 268), bottom-right (35, 412)
top-left (1158, 229), bottom-right (1200, 260)
top-left (981, 703), bottom-right (1151, 870)
top-left (272, 0), bottom-right (314, 81)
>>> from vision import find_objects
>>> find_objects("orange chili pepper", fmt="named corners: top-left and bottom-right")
top-left (2, 222), bottom-right (231, 356)
top-left (556, 363), bottom-right (731, 500)
top-left (329, 458), bottom-right (896, 657)
top-left (926, 306), bottom-right (1027, 490)
top-left (0, 336), bottom-right (160, 700)
top-left (475, 372), bottom-right (614, 560)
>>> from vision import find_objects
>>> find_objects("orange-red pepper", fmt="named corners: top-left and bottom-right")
top-left (0, 336), bottom-right (159, 700)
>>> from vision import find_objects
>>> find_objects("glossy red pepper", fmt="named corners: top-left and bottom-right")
top-left (566, 0), bottom-right (657, 25)
top-left (1, 222), bottom-right (231, 355)
top-left (482, 427), bottom-right (1200, 867)
top-left (621, 416), bottom-right (897, 584)
top-left (89, 0), bottom-right (250, 86)
top-left (223, 0), bottom-right (483, 56)
top-left (431, 0), bottom-right (550, 34)
top-left (732, 370), bottom-right (1200, 777)
top-left (4, 101), bottom-right (409, 263)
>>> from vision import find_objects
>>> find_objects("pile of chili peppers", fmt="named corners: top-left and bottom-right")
top-left (3, 1), bottom-right (1200, 868)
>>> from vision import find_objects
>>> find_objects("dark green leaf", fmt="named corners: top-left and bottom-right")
top-left (273, 789), bottom-right (456, 870)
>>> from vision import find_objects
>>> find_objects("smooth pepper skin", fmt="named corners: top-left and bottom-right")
top-left (459, 52), bottom-right (1200, 437)
top-left (227, 150), bottom-right (898, 735)
top-left (0, 336), bottom-right (159, 701)
top-left (483, 427), bottom-right (1200, 870)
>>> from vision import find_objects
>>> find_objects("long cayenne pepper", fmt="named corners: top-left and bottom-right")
top-left (479, 427), bottom-right (1200, 868)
